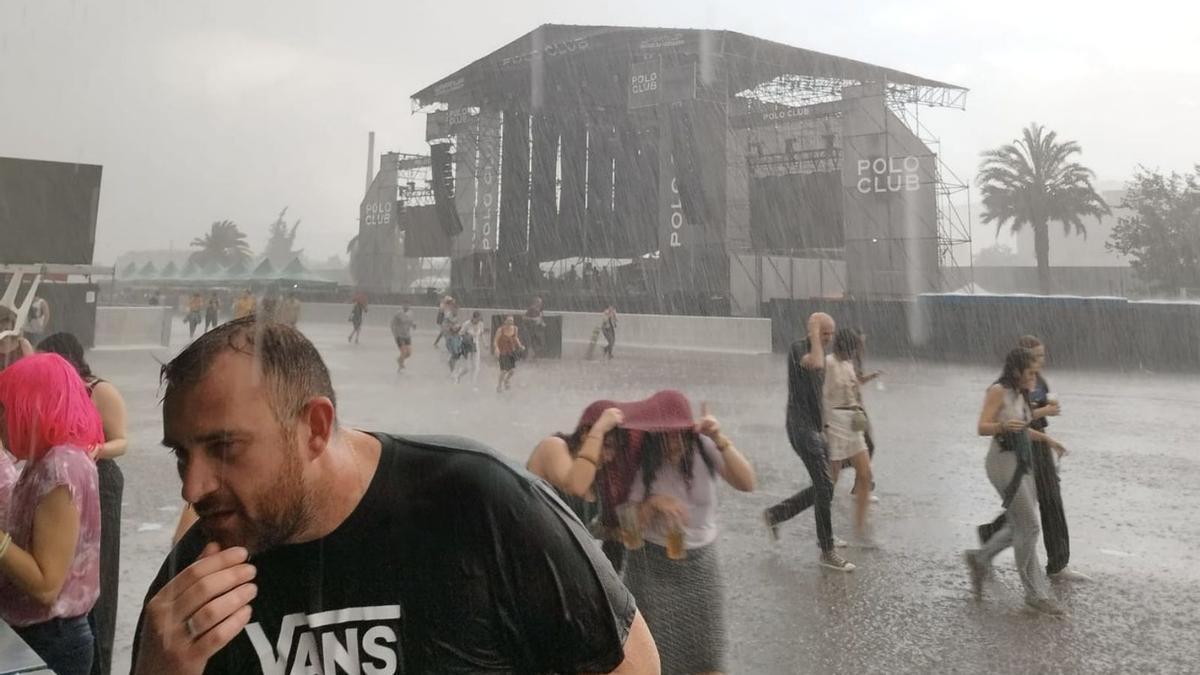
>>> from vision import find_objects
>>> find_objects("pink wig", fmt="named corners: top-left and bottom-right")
top-left (0, 352), bottom-right (104, 461)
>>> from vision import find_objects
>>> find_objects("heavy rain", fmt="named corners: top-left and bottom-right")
top-left (2, 3), bottom-right (1199, 674)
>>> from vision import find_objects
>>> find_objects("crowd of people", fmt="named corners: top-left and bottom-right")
top-left (0, 296), bottom-right (1092, 674)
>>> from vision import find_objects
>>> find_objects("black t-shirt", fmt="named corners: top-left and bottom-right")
top-left (133, 433), bottom-right (636, 674)
top-left (786, 339), bottom-right (825, 432)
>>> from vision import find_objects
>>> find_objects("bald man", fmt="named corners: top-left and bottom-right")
top-left (763, 312), bottom-right (856, 571)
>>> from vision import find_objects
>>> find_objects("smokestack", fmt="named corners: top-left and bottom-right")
top-left (365, 131), bottom-right (376, 191)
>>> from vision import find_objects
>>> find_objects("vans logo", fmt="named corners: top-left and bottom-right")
top-left (245, 605), bottom-right (402, 675)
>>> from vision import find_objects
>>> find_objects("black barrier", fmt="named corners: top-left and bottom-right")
top-left (767, 296), bottom-right (1200, 372)
top-left (489, 313), bottom-right (563, 359)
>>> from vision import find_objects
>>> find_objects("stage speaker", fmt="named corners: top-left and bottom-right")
top-left (430, 143), bottom-right (462, 236)
top-left (0, 157), bottom-right (102, 264)
top-left (669, 101), bottom-right (725, 227)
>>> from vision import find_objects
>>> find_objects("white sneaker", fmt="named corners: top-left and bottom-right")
top-left (820, 550), bottom-right (856, 572)
top-left (834, 537), bottom-right (848, 548)
top-left (1024, 596), bottom-right (1066, 616)
top-left (868, 494), bottom-right (880, 503)
top-left (1049, 567), bottom-right (1093, 582)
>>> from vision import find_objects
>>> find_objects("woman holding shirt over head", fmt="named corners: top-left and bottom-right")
top-left (621, 390), bottom-right (756, 675)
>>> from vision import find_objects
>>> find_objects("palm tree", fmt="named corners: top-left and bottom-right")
top-left (189, 220), bottom-right (252, 269)
top-left (977, 123), bottom-right (1110, 294)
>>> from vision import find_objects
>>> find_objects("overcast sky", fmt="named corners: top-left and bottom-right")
top-left (2, 0), bottom-right (1197, 264)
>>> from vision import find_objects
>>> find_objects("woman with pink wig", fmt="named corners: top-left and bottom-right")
top-left (0, 353), bottom-right (104, 675)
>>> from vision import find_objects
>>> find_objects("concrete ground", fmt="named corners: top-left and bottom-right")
top-left (96, 319), bottom-right (1200, 674)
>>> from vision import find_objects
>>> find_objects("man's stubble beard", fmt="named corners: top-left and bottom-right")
top-left (207, 429), bottom-right (315, 555)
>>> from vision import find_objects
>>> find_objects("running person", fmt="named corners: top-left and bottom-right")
top-left (964, 347), bottom-right (1066, 615)
top-left (824, 329), bottom-right (874, 544)
top-left (762, 313), bottom-right (855, 571)
top-left (390, 306), bottom-right (416, 371)
top-left (623, 392), bottom-right (756, 675)
top-left (493, 315), bottom-right (523, 393)
top-left (462, 311), bottom-right (488, 384)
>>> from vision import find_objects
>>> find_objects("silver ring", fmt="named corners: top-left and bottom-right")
top-left (184, 618), bottom-right (197, 639)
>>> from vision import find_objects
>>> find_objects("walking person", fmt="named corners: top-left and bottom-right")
top-left (977, 335), bottom-right (1089, 581)
top-left (622, 392), bottom-right (756, 675)
top-left (493, 314), bottom-right (524, 393)
top-left (527, 402), bottom-right (630, 572)
top-left (762, 313), bottom-right (856, 571)
top-left (0, 353), bottom-right (105, 675)
top-left (130, 316), bottom-right (658, 674)
top-left (232, 289), bottom-right (256, 320)
top-left (525, 296), bottom-right (546, 360)
top-left (824, 329), bottom-right (875, 544)
top-left (185, 293), bottom-right (204, 339)
top-left (432, 295), bottom-right (455, 347)
top-left (445, 321), bottom-right (471, 383)
top-left (390, 305), bottom-right (416, 371)
top-left (279, 293), bottom-right (302, 328)
top-left (602, 304), bottom-right (618, 360)
top-left (964, 347), bottom-right (1067, 615)
top-left (842, 329), bottom-right (882, 502)
top-left (347, 295), bottom-right (367, 344)
top-left (0, 308), bottom-right (34, 372)
top-left (463, 311), bottom-right (488, 385)
top-left (25, 295), bottom-right (50, 344)
top-left (203, 292), bottom-right (220, 332)
top-left (37, 333), bottom-right (130, 675)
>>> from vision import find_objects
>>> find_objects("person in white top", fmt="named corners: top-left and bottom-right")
top-left (462, 311), bottom-right (488, 384)
top-left (823, 328), bottom-right (874, 542)
top-left (621, 391), bottom-right (756, 675)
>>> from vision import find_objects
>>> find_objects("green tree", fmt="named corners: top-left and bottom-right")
top-left (263, 206), bottom-right (303, 267)
top-left (1107, 166), bottom-right (1200, 294)
top-left (189, 220), bottom-right (252, 269)
top-left (977, 123), bottom-right (1110, 294)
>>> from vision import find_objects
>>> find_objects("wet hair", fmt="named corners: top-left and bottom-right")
top-left (997, 347), bottom-right (1037, 392)
top-left (639, 431), bottom-right (716, 497)
top-left (0, 353), bottom-right (104, 461)
top-left (832, 328), bottom-right (863, 361)
top-left (36, 332), bottom-right (94, 380)
top-left (160, 315), bottom-right (336, 425)
top-left (1018, 335), bottom-right (1043, 350)
top-left (472, 310), bottom-right (482, 320)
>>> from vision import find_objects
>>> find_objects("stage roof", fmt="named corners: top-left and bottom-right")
top-left (412, 24), bottom-right (967, 111)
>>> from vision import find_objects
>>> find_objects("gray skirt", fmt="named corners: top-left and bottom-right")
top-left (623, 541), bottom-right (726, 674)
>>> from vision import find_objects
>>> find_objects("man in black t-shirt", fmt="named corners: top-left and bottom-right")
top-left (762, 312), bottom-right (856, 572)
top-left (132, 317), bottom-right (658, 674)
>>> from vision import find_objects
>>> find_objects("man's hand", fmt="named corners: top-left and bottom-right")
top-left (133, 544), bottom-right (257, 675)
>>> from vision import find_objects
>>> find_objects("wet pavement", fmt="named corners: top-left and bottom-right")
top-left (98, 320), bottom-right (1200, 674)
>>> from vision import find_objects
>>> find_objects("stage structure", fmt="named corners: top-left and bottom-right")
top-left (354, 152), bottom-right (456, 293)
top-left (411, 25), bottom-right (967, 314)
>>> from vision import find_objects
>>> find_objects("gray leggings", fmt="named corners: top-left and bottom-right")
top-left (979, 445), bottom-right (1052, 601)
